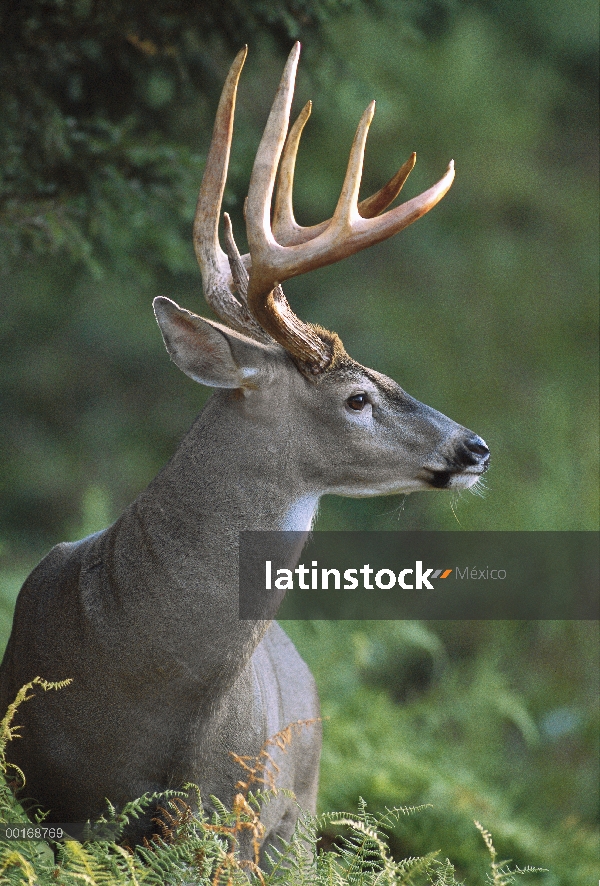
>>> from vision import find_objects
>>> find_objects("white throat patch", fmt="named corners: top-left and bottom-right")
top-left (280, 496), bottom-right (319, 532)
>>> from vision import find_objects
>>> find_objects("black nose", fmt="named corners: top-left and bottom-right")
top-left (462, 434), bottom-right (490, 468)
top-left (466, 435), bottom-right (489, 458)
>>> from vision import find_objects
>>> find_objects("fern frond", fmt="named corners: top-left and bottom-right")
top-left (261, 820), bottom-right (317, 885)
top-left (56, 839), bottom-right (114, 885)
top-left (474, 821), bottom-right (547, 885)
top-left (0, 848), bottom-right (39, 885)
top-left (0, 677), bottom-right (72, 763)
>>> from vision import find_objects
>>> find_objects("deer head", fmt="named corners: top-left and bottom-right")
top-left (154, 43), bottom-right (489, 507)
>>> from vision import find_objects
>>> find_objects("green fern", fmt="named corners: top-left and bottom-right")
top-left (313, 803), bottom-right (462, 885)
top-left (0, 682), bottom-right (549, 885)
top-left (474, 821), bottom-right (547, 886)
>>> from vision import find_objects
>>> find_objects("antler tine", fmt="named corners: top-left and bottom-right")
top-left (243, 43), bottom-right (332, 367)
top-left (246, 43), bottom-right (300, 266)
top-left (273, 104), bottom-right (417, 247)
top-left (331, 101), bottom-right (376, 229)
top-left (345, 156), bottom-right (455, 253)
top-left (246, 42), bottom-right (455, 324)
top-left (271, 99), bottom-right (312, 245)
top-left (193, 46), bottom-right (268, 341)
top-left (358, 152), bottom-right (416, 220)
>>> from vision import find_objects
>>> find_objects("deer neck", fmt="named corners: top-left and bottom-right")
top-left (141, 391), bottom-right (319, 533)
top-left (97, 391), bottom-right (317, 695)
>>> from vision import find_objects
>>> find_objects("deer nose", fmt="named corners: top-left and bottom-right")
top-left (463, 434), bottom-right (490, 467)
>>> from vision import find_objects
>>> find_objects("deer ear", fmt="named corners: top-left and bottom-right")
top-left (153, 297), bottom-right (268, 389)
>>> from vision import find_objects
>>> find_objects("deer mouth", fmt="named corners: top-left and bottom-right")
top-left (423, 434), bottom-right (490, 489)
top-left (426, 467), bottom-right (486, 489)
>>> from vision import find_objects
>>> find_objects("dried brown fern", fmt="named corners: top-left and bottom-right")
top-left (149, 717), bottom-right (321, 884)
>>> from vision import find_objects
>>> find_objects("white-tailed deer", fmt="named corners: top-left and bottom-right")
top-left (0, 44), bottom-right (489, 858)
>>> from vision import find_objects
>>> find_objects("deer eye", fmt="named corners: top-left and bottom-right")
top-left (346, 393), bottom-right (369, 411)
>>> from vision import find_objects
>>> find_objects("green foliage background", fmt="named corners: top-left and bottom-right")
top-left (0, 0), bottom-right (598, 882)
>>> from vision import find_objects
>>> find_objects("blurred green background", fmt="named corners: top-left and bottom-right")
top-left (0, 0), bottom-right (598, 881)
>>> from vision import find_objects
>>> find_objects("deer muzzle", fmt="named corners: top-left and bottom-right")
top-left (424, 432), bottom-right (490, 489)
